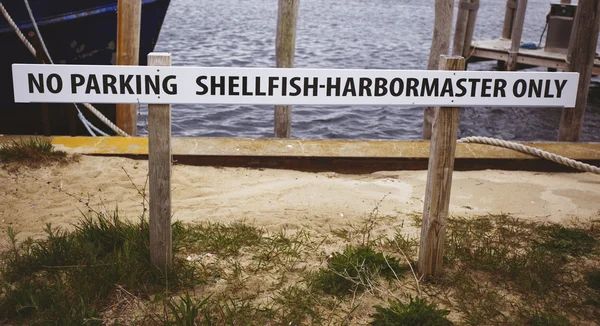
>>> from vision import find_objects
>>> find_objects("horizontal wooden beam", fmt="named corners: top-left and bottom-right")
top-left (0, 136), bottom-right (597, 159)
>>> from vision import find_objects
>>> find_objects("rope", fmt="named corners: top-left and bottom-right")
top-left (0, 2), bottom-right (35, 56)
top-left (0, 0), bottom-right (130, 137)
top-left (458, 136), bottom-right (600, 174)
top-left (82, 103), bottom-right (128, 137)
top-left (23, 0), bottom-right (51, 63)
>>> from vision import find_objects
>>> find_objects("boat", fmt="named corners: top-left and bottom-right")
top-left (0, 0), bottom-right (171, 135)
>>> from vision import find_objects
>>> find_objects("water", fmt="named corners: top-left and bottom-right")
top-left (141, 0), bottom-right (600, 141)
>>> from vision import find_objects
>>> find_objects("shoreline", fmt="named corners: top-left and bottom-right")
top-left (1, 155), bottom-right (598, 241)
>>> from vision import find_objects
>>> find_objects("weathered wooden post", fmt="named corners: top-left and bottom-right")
top-left (501, 0), bottom-right (518, 40)
top-left (423, 0), bottom-right (455, 139)
top-left (452, 0), bottom-right (479, 58)
top-left (506, 0), bottom-right (527, 71)
top-left (274, 0), bottom-right (299, 138)
top-left (418, 56), bottom-right (465, 278)
top-left (116, 0), bottom-right (142, 136)
top-left (148, 53), bottom-right (172, 271)
top-left (558, 0), bottom-right (600, 142)
top-left (27, 31), bottom-right (51, 136)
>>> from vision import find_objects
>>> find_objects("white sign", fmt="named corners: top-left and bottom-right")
top-left (12, 64), bottom-right (579, 107)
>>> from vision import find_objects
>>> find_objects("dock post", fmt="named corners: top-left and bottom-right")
top-left (418, 56), bottom-right (465, 278)
top-left (506, 0), bottom-right (527, 71)
top-left (116, 0), bottom-right (142, 136)
top-left (28, 32), bottom-right (51, 136)
top-left (423, 0), bottom-right (455, 140)
top-left (274, 0), bottom-right (300, 138)
top-left (501, 0), bottom-right (518, 39)
top-left (148, 53), bottom-right (173, 271)
top-left (558, 0), bottom-right (600, 142)
top-left (452, 0), bottom-right (479, 58)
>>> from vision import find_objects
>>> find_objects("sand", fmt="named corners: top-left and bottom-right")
top-left (1, 155), bottom-right (599, 241)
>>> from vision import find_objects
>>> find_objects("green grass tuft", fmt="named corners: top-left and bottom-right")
top-left (524, 311), bottom-right (570, 326)
top-left (177, 222), bottom-right (264, 257)
top-left (535, 224), bottom-right (597, 257)
top-left (0, 209), bottom-right (200, 324)
top-left (586, 269), bottom-right (600, 293)
top-left (0, 137), bottom-right (71, 168)
top-left (313, 246), bottom-right (407, 296)
top-left (370, 296), bottom-right (453, 326)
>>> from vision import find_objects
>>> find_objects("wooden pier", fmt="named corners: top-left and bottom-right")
top-left (468, 39), bottom-right (600, 76)
top-left (452, 0), bottom-right (600, 142)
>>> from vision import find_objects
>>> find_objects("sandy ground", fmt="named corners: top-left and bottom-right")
top-left (1, 155), bottom-right (599, 241)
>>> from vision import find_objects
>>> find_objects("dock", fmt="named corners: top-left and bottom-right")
top-left (451, 0), bottom-right (600, 142)
top-left (468, 38), bottom-right (600, 75)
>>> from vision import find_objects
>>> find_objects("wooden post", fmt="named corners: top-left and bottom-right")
top-left (506, 0), bottom-right (527, 71)
top-left (423, 0), bottom-right (455, 139)
top-left (148, 53), bottom-right (172, 271)
top-left (28, 32), bottom-right (51, 136)
top-left (116, 0), bottom-right (142, 136)
top-left (274, 0), bottom-right (299, 138)
top-left (67, 105), bottom-right (77, 136)
top-left (452, 0), bottom-right (479, 58)
top-left (501, 0), bottom-right (518, 39)
top-left (463, 0), bottom-right (479, 59)
top-left (558, 0), bottom-right (600, 142)
top-left (452, 1), bottom-right (470, 56)
top-left (418, 56), bottom-right (465, 278)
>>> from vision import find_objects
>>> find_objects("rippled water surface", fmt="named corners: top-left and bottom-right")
top-left (141, 0), bottom-right (600, 141)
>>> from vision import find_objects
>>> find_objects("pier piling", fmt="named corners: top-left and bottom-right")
top-left (558, 0), bottom-right (600, 142)
top-left (423, 0), bottom-right (455, 140)
top-left (452, 0), bottom-right (479, 58)
top-left (274, 0), bottom-right (299, 138)
top-left (507, 0), bottom-right (527, 71)
top-left (116, 0), bottom-right (142, 136)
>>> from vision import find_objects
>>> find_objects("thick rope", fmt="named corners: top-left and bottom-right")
top-left (458, 136), bottom-right (600, 174)
top-left (0, 2), bottom-right (35, 56)
top-left (23, 0), bottom-right (51, 63)
top-left (1, 0), bottom-right (130, 137)
top-left (82, 103), bottom-right (128, 137)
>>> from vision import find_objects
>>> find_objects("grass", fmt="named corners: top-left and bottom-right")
top-left (370, 296), bottom-right (453, 326)
top-left (0, 137), bottom-right (73, 169)
top-left (0, 210), bottom-right (200, 324)
top-left (424, 213), bottom-right (600, 324)
top-left (312, 246), bottom-right (407, 296)
top-left (2, 208), bottom-right (600, 325)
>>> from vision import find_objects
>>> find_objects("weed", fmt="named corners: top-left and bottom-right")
top-left (0, 137), bottom-right (73, 168)
top-left (162, 293), bottom-right (211, 326)
top-left (251, 228), bottom-right (316, 273)
top-left (535, 224), bottom-right (597, 257)
top-left (435, 214), bottom-right (600, 324)
top-left (387, 230), bottom-right (419, 259)
top-left (586, 269), bottom-right (600, 293)
top-left (0, 209), bottom-right (200, 324)
top-left (522, 310), bottom-right (570, 326)
top-left (450, 274), bottom-right (509, 325)
top-left (179, 222), bottom-right (263, 257)
top-left (443, 214), bottom-right (570, 295)
top-left (370, 296), bottom-right (453, 326)
top-left (313, 246), bottom-right (407, 296)
top-left (271, 284), bottom-right (328, 325)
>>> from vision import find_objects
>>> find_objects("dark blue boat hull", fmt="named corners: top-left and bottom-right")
top-left (0, 0), bottom-right (171, 135)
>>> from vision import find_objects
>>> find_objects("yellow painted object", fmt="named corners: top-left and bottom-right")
top-left (0, 136), bottom-right (596, 160)
top-left (1, 136), bottom-right (599, 162)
